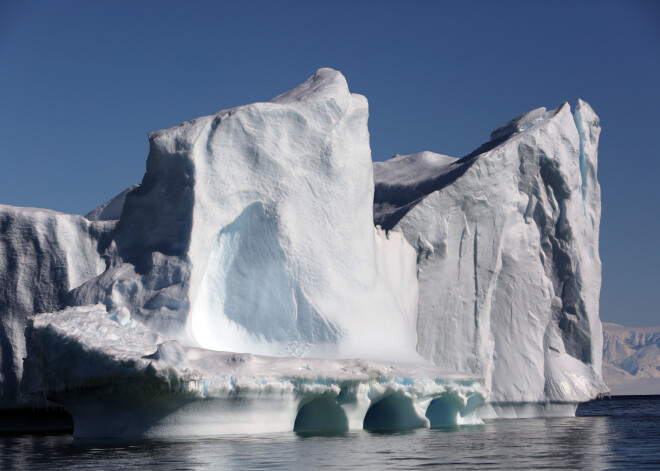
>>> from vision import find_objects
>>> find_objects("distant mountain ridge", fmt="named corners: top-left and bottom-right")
top-left (602, 322), bottom-right (660, 395)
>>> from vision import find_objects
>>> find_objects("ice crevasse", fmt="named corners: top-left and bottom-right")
top-left (1, 68), bottom-right (607, 437)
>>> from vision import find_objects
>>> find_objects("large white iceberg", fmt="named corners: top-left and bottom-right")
top-left (18, 69), bottom-right (483, 437)
top-left (0, 68), bottom-right (607, 436)
top-left (374, 101), bottom-right (608, 416)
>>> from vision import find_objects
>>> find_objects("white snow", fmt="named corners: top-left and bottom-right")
top-left (373, 100), bottom-right (607, 410)
top-left (602, 322), bottom-right (660, 395)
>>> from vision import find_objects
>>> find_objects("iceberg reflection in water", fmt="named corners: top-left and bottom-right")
top-left (1, 397), bottom-right (658, 470)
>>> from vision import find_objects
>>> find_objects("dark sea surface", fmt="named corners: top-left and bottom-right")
top-left (1, 396), bottom-right (658, 470)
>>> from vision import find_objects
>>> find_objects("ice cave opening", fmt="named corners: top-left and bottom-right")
top-left (362, 392), bottom-right (427, 431)
top-left (425, 395), bottom-right (465, 426)
top-left (293, 396), bottom-right (349, 433)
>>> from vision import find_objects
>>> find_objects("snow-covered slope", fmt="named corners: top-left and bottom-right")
top-left (68, 68), bottom-right (420, 362)
top-left (374, 101), bottom-right (607, 414)
top-left (0, 206), bottom-right (110, 408)
top-left (602, 322), bottom-right (660, 395)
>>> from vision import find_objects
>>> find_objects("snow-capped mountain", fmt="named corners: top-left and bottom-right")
top-left (602, 322), bottom-right (660, 395)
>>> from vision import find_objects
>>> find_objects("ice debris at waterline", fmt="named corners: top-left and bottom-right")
top-left (1, 68), bottom-right (606, 437)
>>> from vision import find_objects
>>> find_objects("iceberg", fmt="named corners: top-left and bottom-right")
top-left (15, 69), bottom-right (487, 437)
top-left (374, 101), bottom-right (608, 417)
top-left (0, 68), bottom-right (606, 436)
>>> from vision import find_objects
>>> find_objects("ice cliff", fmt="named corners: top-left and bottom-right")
top-left (67, 68), bottom-right (419, 362)
top-left (374, 102), bottom-right (608, 415)
top-left (0, 68), bottom-right (606, 436)
top-left (0, 206), bottom-right (111, 408)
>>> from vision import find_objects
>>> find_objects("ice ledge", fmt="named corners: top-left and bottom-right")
top-left (478, 402), bottom-right (579, 419)
top-left (22, 305), bottom-right (487, 438)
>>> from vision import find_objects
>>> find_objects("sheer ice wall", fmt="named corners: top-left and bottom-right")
top-left (67, 68), bottom-right (420, 362)
top-left (0, 206), bottom-right (110, 407)
top-left (374, 101), bottom-right (607, 409)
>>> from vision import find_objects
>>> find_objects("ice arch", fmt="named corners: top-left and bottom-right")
top-left (425, 395), bottom-right (465, 426)
top-left (293, 396), bottom-right (348, 433)
top-left (362, 392), bottom-right (428, 431)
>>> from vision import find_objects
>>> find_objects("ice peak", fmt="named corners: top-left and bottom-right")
top-left (575, 99), bottom-right (599, 126)
top-left (270, 68), bottom-right (350, 104)
top-left (489, 104), bottom-right (570, 142)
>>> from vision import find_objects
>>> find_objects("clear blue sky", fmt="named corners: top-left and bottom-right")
top-left (1, 1), bottom-right (658, 326)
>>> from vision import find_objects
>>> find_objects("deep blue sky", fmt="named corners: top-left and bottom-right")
top-left (1, 1), bottom-right (658, 326)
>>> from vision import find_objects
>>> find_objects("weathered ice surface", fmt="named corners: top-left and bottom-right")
top-left (0, 205), bottom-right (110, 408)
top-left (602, 322), bottom-right (660, 395)
top-left (67, 68), bottom-right (420, 362)
top-left (374, 101), bottom-right (608, 414)
top-left (22, 305), bottom-right (487, 438)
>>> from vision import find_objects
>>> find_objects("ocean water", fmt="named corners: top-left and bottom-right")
top-left (1, 396), bottom-right (658, 470)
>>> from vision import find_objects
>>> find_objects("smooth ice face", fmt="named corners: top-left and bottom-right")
top-left (374, 101), bottom-right (607, 407)
top-left (69, 68), bottom-right (421, 362)
top-left (0, 206), bottom-right (110, 407)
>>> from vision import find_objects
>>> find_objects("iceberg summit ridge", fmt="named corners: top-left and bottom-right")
top-left (1, 68), bottom-right (605, 436)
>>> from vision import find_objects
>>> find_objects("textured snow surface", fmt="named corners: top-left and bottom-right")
top-left (23, 305), bottom-right (486, 438)
top-left (602, 322), bottom-right (660, 395)
top-left (374, 99), bottom-right (607, 406)
top-left (0, 206), bottom-right (110, 407)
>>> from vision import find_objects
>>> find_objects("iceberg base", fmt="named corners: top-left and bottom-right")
top-left (477, 402), bottom-right (579, 419)
top-left (23, 305), bottom-right (489, 438)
